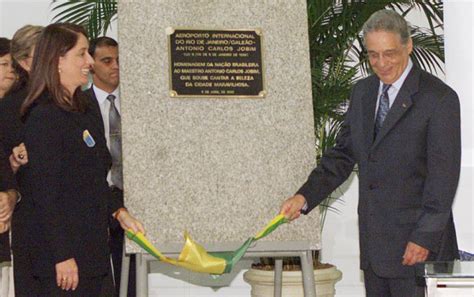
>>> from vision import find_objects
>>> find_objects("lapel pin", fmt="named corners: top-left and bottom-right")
top-left (402, 103), bottom-right (407, 108)
top-left (83, 129), bottom-right (96, 147)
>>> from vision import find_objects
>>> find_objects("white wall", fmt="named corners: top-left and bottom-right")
top-left (0, 0), bottom-right (117, 39)
top-left (445, 1), bottom-right (474, 253)
top-left (1, 1), bottom-right (472, 297)
top-left (0, 0), bottom-right (52, 38)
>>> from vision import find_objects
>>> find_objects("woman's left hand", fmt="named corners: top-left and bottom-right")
top-left (115, 209), bottom-right (145, 234)
top-left (55, 258), bottom-right (79, 291)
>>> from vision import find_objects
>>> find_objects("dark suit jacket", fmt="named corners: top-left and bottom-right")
top-left (84, 86), bottom-right (124, 229)
top-left (0, 87), bottom-right (25, 262)
top-left (84, 87), bottom-right (106, 138)
top-left (298, 66), bottom-right (460, 278)
top-left (0, 144), bottom-right (16, 192)
top-left (22, 91), bottom-right (123, 277)
top-left (0, 142), bottom-right (16, 262)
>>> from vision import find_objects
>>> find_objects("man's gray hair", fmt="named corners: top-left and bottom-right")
top-left (362, 10), bottom-right (411, 45)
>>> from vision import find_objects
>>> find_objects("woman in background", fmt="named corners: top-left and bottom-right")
top-left (0, 36), bottom-right (18, 297)
top-left (20, 23), bottom-right (144, 296)
top-left (0, 25), bottom-right (43, 296)
top-left (0, 38), bottom-right (16, 99)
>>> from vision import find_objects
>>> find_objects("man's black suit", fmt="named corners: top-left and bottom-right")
top-left (85, 87), bottom-right (136, 296)
top-left (298, 66), bottom-right (460, 279)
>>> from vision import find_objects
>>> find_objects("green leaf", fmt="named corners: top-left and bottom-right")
top-left (51, 0), bottom-right (117, 39)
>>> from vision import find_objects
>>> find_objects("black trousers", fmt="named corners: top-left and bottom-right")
top-left (363, 264), bottom-right (425, 297)
top-left (109, 187), bottom-right (136, 297)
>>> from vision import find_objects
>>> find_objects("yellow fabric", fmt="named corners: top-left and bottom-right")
top-left (255, 214), bottom-right (286, 239)
top-left (128, 214), bottom-right (288, 274)
top-left (174, 232), bottom-right (227, 273)
top-left (131, 231), bottom-right (227, 274)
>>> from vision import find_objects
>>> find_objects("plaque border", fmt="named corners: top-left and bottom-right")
top-left (166, 27), bottom-right (266, 99)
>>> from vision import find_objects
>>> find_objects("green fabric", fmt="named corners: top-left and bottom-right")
top-left (126, 214), bottom-right (289, 274)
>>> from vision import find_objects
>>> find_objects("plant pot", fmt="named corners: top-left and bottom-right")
top-left (243, 265), bottom-right (342, 297)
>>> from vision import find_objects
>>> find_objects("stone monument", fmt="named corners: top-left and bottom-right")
top-left (119, 0), bottom-right (319, 266)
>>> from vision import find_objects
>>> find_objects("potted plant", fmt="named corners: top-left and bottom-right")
top-left (243, 1), bottom-right (444, 296)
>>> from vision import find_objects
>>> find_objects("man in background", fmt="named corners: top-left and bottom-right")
top-left (87, 36), bottom-right (135, 296)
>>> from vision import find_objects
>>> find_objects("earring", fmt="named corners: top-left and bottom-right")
top-left (58, 69), bottom-right (62, 73)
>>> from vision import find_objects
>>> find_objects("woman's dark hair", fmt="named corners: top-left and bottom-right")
top-left (21, 23), bottom-right (89, 116)
top-left (0, 38), bottom-right (11, 57)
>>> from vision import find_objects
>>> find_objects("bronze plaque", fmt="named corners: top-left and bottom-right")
top-left (167, 28), bottom-right (265, 98)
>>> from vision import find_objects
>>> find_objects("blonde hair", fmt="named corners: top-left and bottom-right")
top-left (11, 25), bottom-right (43, 63)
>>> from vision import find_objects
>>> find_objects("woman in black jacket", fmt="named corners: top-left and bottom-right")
top-left (0, 25), bottom-right (43, 296)
top-left (20, 23), bottom-right (144, 296)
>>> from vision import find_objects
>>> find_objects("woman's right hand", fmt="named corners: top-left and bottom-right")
top-left (115, 208), bottom-right (146, 235)
top-left (10, 143), bottom-right (28, 173)
top-left (55, 258), bottom-right (79, 291)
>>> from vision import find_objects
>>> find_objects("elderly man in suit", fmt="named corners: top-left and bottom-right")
top-left (280, 9), bottom-right (460, 297)
top-left (86, 36), bottom-right (136, 296)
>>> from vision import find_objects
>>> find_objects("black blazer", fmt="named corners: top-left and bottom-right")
top-left (298, 66), bottom-right (460, 278)
top-left (0, 87), bottom-right (25, 261)
top-left (0, 87), bottom-right (26, 157)
top-left (0, 86), bottom-right (25, 200)
top-left (84, 87), bottom-right (105, 136)
top-left (0, 142), bottom-right (16, 262)
top-left (0, 143), bottom-right (16, 192)
top-left (22, 91), bottom-right (122, 277)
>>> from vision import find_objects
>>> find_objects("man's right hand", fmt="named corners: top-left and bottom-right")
top-left (280, 194), bottom-right (306, 221)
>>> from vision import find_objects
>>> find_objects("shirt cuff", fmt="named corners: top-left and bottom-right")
top-left (301, 201), bottom-right (308, 212)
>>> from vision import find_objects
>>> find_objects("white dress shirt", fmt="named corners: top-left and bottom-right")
top-left (375, 59), bottom-right (413, 113)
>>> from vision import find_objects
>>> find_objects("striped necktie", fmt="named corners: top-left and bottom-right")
top-left (374, 84), bottom-right (391, 138)
top-left (107, 94), bottom-right (123, 189)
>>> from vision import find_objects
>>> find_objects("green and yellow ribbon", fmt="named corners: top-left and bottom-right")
top-left (126, 214), bottom-right (288, 274)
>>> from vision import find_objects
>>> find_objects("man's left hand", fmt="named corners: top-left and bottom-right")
top-left (402, 241), bottom-right (429, 265)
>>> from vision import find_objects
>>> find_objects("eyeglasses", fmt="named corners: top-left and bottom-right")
top-left (366, 46), bottom-right (406, 62)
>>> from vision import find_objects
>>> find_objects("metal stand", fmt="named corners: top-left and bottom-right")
top-left (301, 250), bottom-right (317, 297)
top-left (274, 258), bottom-right (283, 297)
top-left (121, 248), bottom-right (317, 297)
top-left (119, 250), bottom-right (131, 297)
